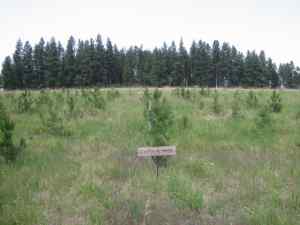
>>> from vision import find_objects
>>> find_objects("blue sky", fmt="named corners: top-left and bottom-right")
top-left (1, 0), bottom-right (300, 67)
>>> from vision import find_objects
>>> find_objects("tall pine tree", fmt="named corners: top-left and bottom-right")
top-left (1, 56), bottom-right (15, 89)
top-left (95, 35), bottom-right (106, 86)
top-left (178, 39), bottom-right (190, 86)
top-left (23, 41), bottom-right (34, 89)
top-left (13, 39), bottom-right (24, 89)
top-left (44, 38), bottom-right (60, 88)
top-left (212, 40), bottom-right (220, 87)
top-left (62, 36), bottom-right (76, 87)
top-left (33, 38), bottom-right (46, 88)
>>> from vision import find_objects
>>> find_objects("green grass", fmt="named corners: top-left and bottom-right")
top-left (0, 87), bottom-right (300, 225)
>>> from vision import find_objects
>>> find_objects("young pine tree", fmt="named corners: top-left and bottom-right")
top-left (144, 89), bottom-right (173, 146)
top-left (0, 102), bottom-right (25, 162)
top-left (16, 90), bottom-right (34, 113)
top-left (246, 90), bottom-right (258, 108)
top-left (212, 90), bottom-right (222, 114)
top-left (143, 89), bottom-right (174, 171)
top-left (232, 91), bottom-right (242, 118)
top-left (268, 91), bottom-right (282, 113)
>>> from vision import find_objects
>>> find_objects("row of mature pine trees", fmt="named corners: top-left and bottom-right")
top-left (1, 35), bottom-right (300, 89)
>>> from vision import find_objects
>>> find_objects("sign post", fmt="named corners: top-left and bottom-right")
top-left (137, 146), bottom-right (176, 176)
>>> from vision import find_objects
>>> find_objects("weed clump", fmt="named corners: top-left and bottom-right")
top-left (126, 198), bottom-right (144, 224)
top-left (167, 175), bottom-right (203, 211)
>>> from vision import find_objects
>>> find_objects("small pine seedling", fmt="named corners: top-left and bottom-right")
top-left (246, 90), bottom-right (258, 109)
top-left (212, 90), bottom-right (222, 114)
top-left (0, 102), bottom-right (25, 162)
top-left (16, 90), bottom-right (34, 113)
top-left (255, 106), bottom-right (272, 129)
top-left (268, 91), bottom-right (282, 113)
top-left (232, 91), bottom-right (242, 118)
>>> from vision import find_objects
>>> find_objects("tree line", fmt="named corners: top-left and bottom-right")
top-left (1, 35), bottom-right (300, 89)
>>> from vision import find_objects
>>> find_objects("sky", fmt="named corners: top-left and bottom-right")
top-left (1, 0), bottom-right (300, 68)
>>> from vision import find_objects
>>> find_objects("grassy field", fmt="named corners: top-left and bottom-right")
top-left (0, 87), bottom-right (300, 225)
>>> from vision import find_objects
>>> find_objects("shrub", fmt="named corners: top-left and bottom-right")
top-left (268, 91), bottom-right (282, 113)
top-left (0, 102), bottom-right (25, 162)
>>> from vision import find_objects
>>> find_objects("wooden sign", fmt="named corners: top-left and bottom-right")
top-left (137, 146), bottom-right (176, 157)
